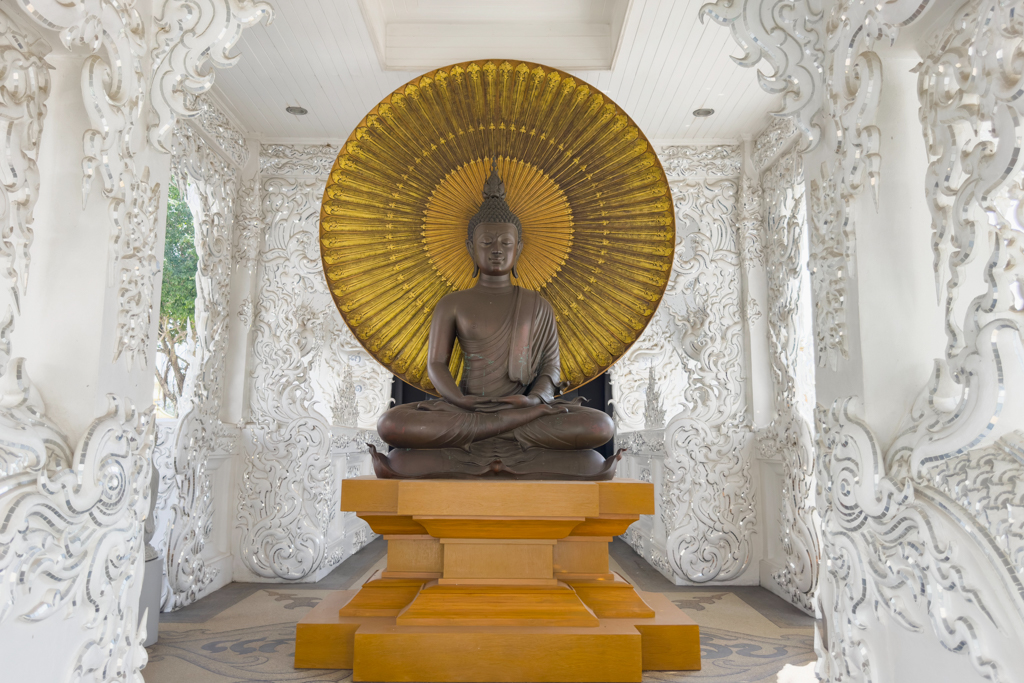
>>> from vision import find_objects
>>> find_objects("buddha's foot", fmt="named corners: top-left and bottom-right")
top-left (368, 444), bottom-right (623, 481)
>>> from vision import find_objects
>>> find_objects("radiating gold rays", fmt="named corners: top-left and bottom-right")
top-left (320, 60), bottom-right (674, 394)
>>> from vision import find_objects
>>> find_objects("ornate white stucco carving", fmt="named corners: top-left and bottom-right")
top-left (814, 3), bottom-right (1024, 679)
top-left (753, 116), bottom-right (798, 171)
top-left (616, 429), bottom-right (669, 576)
top-left (659, 144), bottom-right (742, 179)
top-left (758, 145), bottom-right (820, 613)
top-left (259, 143), bottom-right (339, 177)
top-left (184, 92), bottom-right (250, 168)
top-left (149, 0), bottom-right (272, 153)
top-left (161, 121), bottom-right (237, 609)
top-left (312, 320), bottom-right (395, 430)
top-left (662, 177), bottom-right (755, 583)
top-left (612, 147), bottom-right (756, 584)
top-left (14, 0), bottom-right (267, 370)
top-left (610, 313), bottom-right (688, 433)
top-left (237, 144), bottom-right (391, 580)
top-left (704, 0), bottom-right (935, 371)
top-left (701, 0), bottom-right (827, 146)
top-left (817, 408), bottom-right (1024, 683)
top-left (238, 296), bottom-right (253, 328)
top-left (234, 177), bottom-right (262, 273)
top-left (238, 174), bottom-right (335, 580)
top-left (642, 365), bottom-right (666, 431)
top-left (150, 419), bottom-right (177, 606)
top-left (13, 0), bottom-right (159, 369)
top-left (0, 359), bottom-right (154, 681)
top-left (0, 9), bottom-right (49, 368)
top-left (737, 173), bottom-right (765, 336)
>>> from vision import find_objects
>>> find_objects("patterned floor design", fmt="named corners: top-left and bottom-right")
top-left (145, 539), bottom-right (816, 682)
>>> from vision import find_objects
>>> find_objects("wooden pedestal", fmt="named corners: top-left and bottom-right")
top-left (295, 477), bottom-right (700, 682)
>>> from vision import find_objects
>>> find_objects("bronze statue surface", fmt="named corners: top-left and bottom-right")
top-left (372, 166), bottom-right (617, 479)
top-left (318, 60), bottom-right (677, 479)
top-left (319, 60), bottom-right (675, 398)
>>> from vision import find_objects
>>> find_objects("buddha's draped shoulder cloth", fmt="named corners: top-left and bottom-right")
top-left (459, 287), bottom-right (561, 398)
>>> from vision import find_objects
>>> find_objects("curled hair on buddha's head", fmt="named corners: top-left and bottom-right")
top-left (467, 160), bottom-right (523, 242)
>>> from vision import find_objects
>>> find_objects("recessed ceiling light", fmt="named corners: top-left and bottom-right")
top-left (693, 108), bottom-right (714, 117)
top-left (286, 105), bottom-right (308, 115)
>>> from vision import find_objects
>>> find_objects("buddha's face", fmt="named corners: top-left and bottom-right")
top-left (467, 222), bottom-right (522, 277)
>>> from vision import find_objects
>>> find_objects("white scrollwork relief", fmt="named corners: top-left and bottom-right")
top-left (312, 321), bottom-right (394, 430)
top-left (260, 144), bottom-right (339, 177)
top-left (704, 0), bottom-right (934, 371)
top-left (614, 156), bottom-right (756, 584)
top-left (642, 365), bottom-right (666, 431)
top-left (616, 430), bottom-right (666, 456)
top-left (0, 360), bottom-right (153, 681)
top-left (815, 3), bottom-right (1024, 680)
top-left (14, 0), bottom-right (160, 370)
top-left (234, 177), bottom-right (262, 273)
top-left (817, 403), bottom-right (1024, 683)
top-left (737, 174), bottom-right (765, 329)
top-left (610, 315), bottom-right (688, 433)
top-left (238, 175), bottom-right (334, 580)
top-left (149, 0), bottom-right (272, 153)
top-left (701, 0), bottom-right (826, 146)
top-left (660, 177), bottom-right (756, 583)
top-left (184, 92), bottom-right (250, 168)
top-left (659, 144), bottom-right (742, 179)
top-left (237, 145), bottom-right (393, 580)
top-left (807, 166), bottom-right (849, 370)
top-left (161, 121), bottom-right (237, 609)
top-left (238, 296), bottom-right (253, 328)
top-left (150, 419), bottom-right (177, 607)
top-left (753, 116), bottom-right (798, 171)
top-left (759, 145), bottom-right (819, 613)
top-left (612, 144), bottom-right (745, 435)
top-left (0, 9), bottom-right (49, 368)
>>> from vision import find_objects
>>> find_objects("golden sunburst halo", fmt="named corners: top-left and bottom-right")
top-left (320, 60), bottom-right (675, 395)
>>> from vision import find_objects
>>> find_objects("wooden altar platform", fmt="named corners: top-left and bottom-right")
top-left (294, 477), bottom-right (700, 682)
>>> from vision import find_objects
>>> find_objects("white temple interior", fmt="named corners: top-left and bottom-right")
top-left (0, 0), bottom-right (1022, 681)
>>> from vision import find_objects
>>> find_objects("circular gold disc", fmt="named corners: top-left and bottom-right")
top-left (321, 60), bottom-right (674, 395)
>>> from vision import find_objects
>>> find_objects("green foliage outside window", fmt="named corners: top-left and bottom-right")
top-left (156, 183), bottom-right (198, 416)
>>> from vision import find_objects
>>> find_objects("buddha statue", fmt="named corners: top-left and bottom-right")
top-left (371, 164), bottom-right (619, 480)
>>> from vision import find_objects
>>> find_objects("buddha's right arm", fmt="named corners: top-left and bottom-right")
top-left (426, 297), bottom-right (466, 406)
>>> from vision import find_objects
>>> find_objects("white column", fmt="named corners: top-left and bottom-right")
top-left (13, 53), bottom-right (168, 441)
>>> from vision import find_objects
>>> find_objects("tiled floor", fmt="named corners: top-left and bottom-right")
top-left (145, 539), bottom-right (817, 682)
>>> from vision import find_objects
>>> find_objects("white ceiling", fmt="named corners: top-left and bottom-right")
top-left (211, 0), bottom-right (781, 143)
top-left (360, 0), bottom-right (630, 70)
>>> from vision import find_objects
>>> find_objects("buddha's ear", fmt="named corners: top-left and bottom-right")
top-left (465, 238), bottom-right (474, 255)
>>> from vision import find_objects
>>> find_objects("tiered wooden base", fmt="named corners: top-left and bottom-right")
top-left (295, 477), bottom-right (700, 682)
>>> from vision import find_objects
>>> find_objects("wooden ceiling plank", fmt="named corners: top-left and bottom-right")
top-left (209, 0), bottom-right (779, 143)
top-left (648, 19), bottom-right (729, 139)
top-left (604, 0), bottom-right (650, 97)
top-left (619, 0), bottom-right (680, 117)
top-left (631, 0), bottom-right (697, 138)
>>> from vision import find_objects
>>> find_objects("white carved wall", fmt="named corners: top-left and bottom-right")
top-left (155, 112), bottom-right (242, 610)
top-left (614, 144), bottom-right (759, 586)
top-left (0, 0), bottom-right (271, 678)
top-left (755, 141), bottom-right (819, 613)
top-left (235, 143), bottom-right (391, 583)
top-left (703, 0), bottom-right (1024, 680)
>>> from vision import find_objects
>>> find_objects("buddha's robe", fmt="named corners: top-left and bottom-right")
top-left (381, 287), bottom-right (607, 459)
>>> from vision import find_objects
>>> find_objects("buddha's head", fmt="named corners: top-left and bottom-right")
top-left (467, 161), bottom-right (522, 278)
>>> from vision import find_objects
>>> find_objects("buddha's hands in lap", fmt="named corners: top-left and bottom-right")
top-left (455, 394), bottom-right (535, 412)
top-left (452, 394), bottom-right (565, 414)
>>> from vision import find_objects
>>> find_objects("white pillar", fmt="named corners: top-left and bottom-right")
top-left (13, 52), bottom-right (169, 443)
top-left (814, 51), bottom-right (945, 449)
